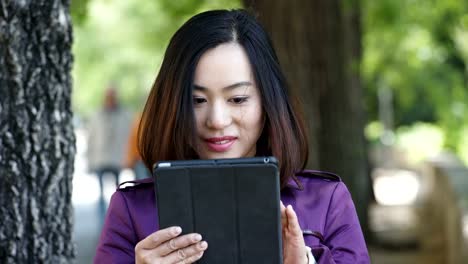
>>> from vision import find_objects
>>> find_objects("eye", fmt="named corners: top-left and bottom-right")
top-left (193, 97), bottom-right (207, 105)
top-left (229, 96), bottom-right (249, 104)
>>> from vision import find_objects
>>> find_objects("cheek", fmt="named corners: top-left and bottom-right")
top-left (194, 108), bottom-right (205, 129)
top-left (251, 103), bottom-right (264, 129)
top-left (240, 105), bottom-right (263, 133)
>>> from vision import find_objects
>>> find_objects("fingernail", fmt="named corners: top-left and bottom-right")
top-left (193, 234), bottom-right (202, 242)
top-left (287, 205), bottom-right (293, 210)
top-left (199, 241), bottom-right (208, 249)
top-left (172, 226), bottom-right (182, 235)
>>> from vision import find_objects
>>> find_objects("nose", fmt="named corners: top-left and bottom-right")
top-left (206, 101), bottom-right (232, 129)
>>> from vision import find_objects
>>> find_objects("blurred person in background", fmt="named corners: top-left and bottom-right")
top-left (125, 112), bottom-right (150, 179)
top-left (87, 86), bottom-right (132, 209)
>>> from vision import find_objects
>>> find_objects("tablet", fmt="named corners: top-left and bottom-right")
top-left (153, 157), bottom-right (283, 264)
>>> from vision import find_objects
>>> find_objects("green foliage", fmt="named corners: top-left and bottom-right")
top-left (395, 122), bottom-right (445, 164)
top-left (458, 125), bottom-right (468, 165)
top-left (72, 0), bottom-right (241, 118)
top-left (362, 0), bottom-right (468, 158)
top-left (365, 121), bottom-right (446, 165)
top-left (70, 0), bottom-right (91, 25)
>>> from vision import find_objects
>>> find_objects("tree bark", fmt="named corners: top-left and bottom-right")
top-left (243, 0), bottom-right (370, 234)
top-left (0, 0), bottom-right (75, 263)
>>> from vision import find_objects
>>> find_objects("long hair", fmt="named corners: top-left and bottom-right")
top-left (139, 9), bottom-right (309, 188)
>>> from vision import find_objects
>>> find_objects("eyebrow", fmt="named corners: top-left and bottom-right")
top-left (193, 81), bottom-right (253, 91)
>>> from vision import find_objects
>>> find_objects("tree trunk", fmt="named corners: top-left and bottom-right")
top-left (243, 0), bottom-right (370, 235)
top-left (0, 0), bottom-right (75, 263)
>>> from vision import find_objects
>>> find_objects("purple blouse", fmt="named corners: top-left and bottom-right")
top-left (94, 171), bottom-right (370, 263)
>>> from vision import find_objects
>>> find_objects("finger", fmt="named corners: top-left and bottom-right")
top-left (157, 233), bottom-right (203, 256)
top-left (280, 201), bottom-right (287, 226)
top-left (167, 241), bottom-right (208, 264)
top-left (176, 251), bottom-right (205, 264)
top-left (137, 226), bottom-right (182, 250)
top-left (285, 205), bottom-right (302, 236)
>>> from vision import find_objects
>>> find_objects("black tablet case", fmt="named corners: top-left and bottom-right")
top-left (154, 157), bottom-right (283, 264)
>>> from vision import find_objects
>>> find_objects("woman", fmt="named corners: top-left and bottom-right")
top-left (95, 9), bottom-right (369, 264)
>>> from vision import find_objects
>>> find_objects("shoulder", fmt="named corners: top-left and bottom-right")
top-left (293, 171), bottom-right (355, 213)
top-left (110, 178), bottom-right (157, 233)
top-left (97, 179), bottom-right (157, 260)
top-left (117, 178), bottom-right (154, 192)
top-left (295, 170), bottom-right (341, 182)
top-left (282, 171), bottom-right (354, 232)
top-left (115, 178), bottom-right (155, 203)
top-left (287, 170), bottom-right (341, 191)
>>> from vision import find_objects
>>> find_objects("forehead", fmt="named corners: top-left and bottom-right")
top-left (193, 42), bottom-right (254, 90)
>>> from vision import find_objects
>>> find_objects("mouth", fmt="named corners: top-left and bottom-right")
top-left (204, 136), bottom-right (237, 152)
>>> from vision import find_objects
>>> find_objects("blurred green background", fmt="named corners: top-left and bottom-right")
top-left (71, 0), bottom-right (242, 116)
top-left (71, 0), bottom-right (468, 164)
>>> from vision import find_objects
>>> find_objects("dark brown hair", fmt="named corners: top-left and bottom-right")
top-left (139, 9), bottom-right (308, 188)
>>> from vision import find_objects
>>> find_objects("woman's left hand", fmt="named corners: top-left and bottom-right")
top-left (280, 201), bottom-right (308, 264)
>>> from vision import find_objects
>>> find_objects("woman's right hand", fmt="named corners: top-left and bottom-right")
top-left (135, 226), bottom-right (208, 264)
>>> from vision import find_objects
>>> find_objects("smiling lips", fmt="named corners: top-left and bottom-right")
top-left (204, 136), bottom-right (237, 152)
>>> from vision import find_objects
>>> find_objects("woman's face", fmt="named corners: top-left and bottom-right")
top-left (193, 42), bottom-right (264, 159)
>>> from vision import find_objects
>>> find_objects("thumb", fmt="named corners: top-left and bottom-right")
top-left (286, 205), bottom-right (303, 237)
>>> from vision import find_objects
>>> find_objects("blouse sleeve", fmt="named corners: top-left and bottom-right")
top-left (312, 182), bottom-right (370, 264)
top-left (94, 191), bottom-right (137, 263)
